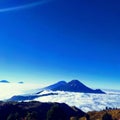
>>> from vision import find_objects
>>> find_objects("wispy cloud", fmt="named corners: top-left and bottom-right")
top-left (0, 0), bottom-right (51, 13)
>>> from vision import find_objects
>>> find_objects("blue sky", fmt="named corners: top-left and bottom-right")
top-left (0, 0), bottom-right (120, 89)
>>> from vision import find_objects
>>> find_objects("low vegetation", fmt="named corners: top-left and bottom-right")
top-left (88, 108), bottom-right (120, 120)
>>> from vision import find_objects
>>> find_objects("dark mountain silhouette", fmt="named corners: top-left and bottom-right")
top-left (43, 80), bottom-right (105, 94)
top-left (0, 80), bottom-right (10, 83)
top-left (0, 101), bottom-right (87, 120)
top-left (0, 101), bottom-right (119, 120)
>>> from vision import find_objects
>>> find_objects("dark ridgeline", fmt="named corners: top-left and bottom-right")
top-left (0, 101), bottom-right (87, 120)
top-left (43, 80), bottom-right (105, 94)
top-left (8, 93), bottom-right (58, 101)
top-left (0, 101), bottom-right (119, 120)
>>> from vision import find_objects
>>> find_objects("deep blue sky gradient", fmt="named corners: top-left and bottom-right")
top-left (0, 0), bottom-right (120, 89)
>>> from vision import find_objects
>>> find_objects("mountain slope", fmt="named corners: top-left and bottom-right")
top-left (42, 80), bottom-right (105, 94)
top-left (44, 81), bottom-right (67, 90)
top-left (0, 101), bottom-right (86, 120)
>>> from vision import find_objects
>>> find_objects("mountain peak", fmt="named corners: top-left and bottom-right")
top-left (42, 80), bottom-right (105, 94)
top-left (69, 80), bottom-right (83, 84)
top-left (57, 81), bottom-right (67, 84)
top-left (68, 80), bottom-right (86, 88)
top-left (43, 80), bottom-right (67, 90)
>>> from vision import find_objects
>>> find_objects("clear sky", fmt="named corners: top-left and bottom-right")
top-left (0, 0), bottom-right (120, 89)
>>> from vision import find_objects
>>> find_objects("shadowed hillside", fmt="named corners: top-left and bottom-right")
top-left (0, 101), bottom-right (86, 120)
top-left (0, 101), bottom-right (119, 120)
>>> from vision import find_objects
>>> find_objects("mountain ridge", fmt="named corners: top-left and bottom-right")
top-left (42, 79), bottom-right (105, 94)
top-left (0, 101), bottom-right (87, 120)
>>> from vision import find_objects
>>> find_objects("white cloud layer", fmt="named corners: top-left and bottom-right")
top-left (0, 83), bottom-right (43, 100)
top-left (35, 90), bottom-right (120, 112)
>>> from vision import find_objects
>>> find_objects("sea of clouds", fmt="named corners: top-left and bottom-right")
top-left (34, 90), bottom-right (120, 112)
top-left (0, 83), bottom-right (120, 112)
